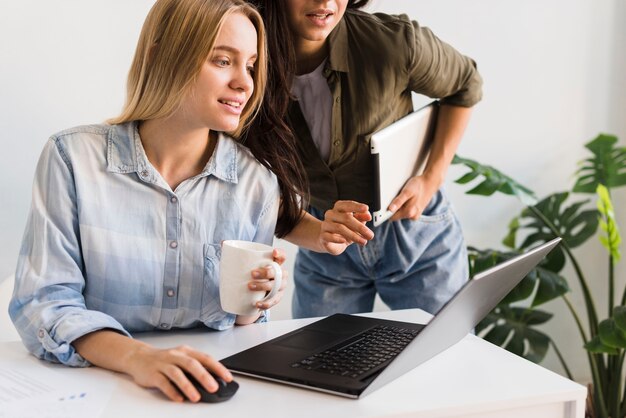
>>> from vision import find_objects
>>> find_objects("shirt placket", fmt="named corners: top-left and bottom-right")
top-left (158, 191), bottom-right (181, 329)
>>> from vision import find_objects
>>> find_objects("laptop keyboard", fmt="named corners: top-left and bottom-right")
top-left (290, 325), bottom-right (420, 380)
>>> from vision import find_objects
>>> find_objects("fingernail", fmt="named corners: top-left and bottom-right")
top-left (252, 271), bottom-right (260, 278)
top-left (250, 284), bottom-right (257, 289)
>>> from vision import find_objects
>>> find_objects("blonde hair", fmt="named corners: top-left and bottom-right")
top-left (108, 0), bottom-right (266, 137)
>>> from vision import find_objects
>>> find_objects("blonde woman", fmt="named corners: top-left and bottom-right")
top-left (10, 0), bottom-right (368, 403)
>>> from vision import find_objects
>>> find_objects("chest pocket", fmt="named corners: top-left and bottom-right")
top-left (201, 243), bottom-right (222, 320)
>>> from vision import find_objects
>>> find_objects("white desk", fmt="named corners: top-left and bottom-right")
top-left (1, 309), bottom-right (586, 418)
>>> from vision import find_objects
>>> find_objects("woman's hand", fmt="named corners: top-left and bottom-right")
top-left (127, 343), bottom-right (233, 403)
top-left (73, 330), bottom-right (232, 403)
top-left (319, 200), bottom-right (374, 255)
top-left (248, 248), bottom-right (288, 310)
top-left (388, 175), bottom-right (437, 222)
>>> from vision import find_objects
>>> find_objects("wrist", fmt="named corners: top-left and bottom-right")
top-left (235, 312), bottom-right (262, 325)
top-left (421, 169), bottom-right (444, 193)
top-left (120, 338), bottom-right (151, 373)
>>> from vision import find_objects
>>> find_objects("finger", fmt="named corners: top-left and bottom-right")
top-left (162, 365), bottom-right (201, 402)
top-left (354, 211), bottom-right (372, 223)
top-left (324, 221), bottom-right (372, 244)
top-left (332, 200), bottom-right (369, 213)
top-left (249, 267), bottom-right (288, 291)
top-left (250, 265), bottom-right (275, 282)
top-left (250, 266), bottom-right (273, 281)
top-left (155, 373), bottom-right (186, 402)
top-left (272, 248), bottom-right (286, 264)
top-left (388, 189), bottom-right (412, 213)
top-left (324, 211), bottom-right (374, 239)
top-left (320, 232), bottom-right (350, 245)
top-left (198, 356), bottom-right (233, 382)
top-left (389, 198), bottom-right (422, 222)
top-left (257, 293), bottom-right (281, 310)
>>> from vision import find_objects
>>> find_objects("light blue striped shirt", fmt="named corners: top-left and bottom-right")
top-left (10, 122), bottom-right (279, 366)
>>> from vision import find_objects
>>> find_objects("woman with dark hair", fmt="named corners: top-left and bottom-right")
top-left (247, 0), bottom-right (483, 318)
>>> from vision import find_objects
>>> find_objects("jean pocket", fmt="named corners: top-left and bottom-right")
top-left (418, 189), bottom-right (452, 223)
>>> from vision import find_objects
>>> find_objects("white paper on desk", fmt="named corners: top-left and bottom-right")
top-left (0, 359), bottom-right (114, 418)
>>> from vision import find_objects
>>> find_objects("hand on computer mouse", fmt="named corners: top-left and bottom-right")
top-left (183, 371), bottom-right (239, 403)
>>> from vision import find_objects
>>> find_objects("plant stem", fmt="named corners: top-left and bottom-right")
top-left (549, 339), bottom-right (574, 380)
top-left (608, 351), bottom-right (624, 418)
top-left (527, 206), bottom-right (600, 335)
top-left (562, 295), bottom-right (608, 418)
top-left (563, 295), bottom-right (589, 342)
top-left (609, 255), bottom-right (614, 317)
top-left (615, 350), bottom-right (626, 417)
top-left (590, 355), bottom-right (610, 418)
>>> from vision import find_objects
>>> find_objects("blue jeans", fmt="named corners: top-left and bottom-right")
top-left (292, 189), bottom-right (468, 318)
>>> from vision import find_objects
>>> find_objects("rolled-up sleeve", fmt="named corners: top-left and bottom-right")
top-left (406, 17), bottom-right (483, 107)
top-left (9, 138), bottom-right (129, 367)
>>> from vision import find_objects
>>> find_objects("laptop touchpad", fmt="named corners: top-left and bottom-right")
top-left (274, 330), bottom-right (342, 350)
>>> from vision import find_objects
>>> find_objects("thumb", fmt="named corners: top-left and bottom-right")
top-left (388, 189), bottom-right (411, 213)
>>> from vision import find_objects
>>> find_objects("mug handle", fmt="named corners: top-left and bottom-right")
top-left (259, 261), bottom-right (283, 302)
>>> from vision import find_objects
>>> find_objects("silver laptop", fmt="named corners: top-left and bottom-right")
top-left (370, 101), bottom-right (438, 226)
top-left (221, 238), bottom-right (561, 398)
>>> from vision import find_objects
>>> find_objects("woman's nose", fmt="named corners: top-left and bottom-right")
top-left (231, 66), bottom-right (253, 93)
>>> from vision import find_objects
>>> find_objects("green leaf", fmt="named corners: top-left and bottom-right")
top-left (467, 247), bottom-right (568, 307)
top-left (452, 155), bottom-right (538, 206)
top-left (585, 336), bottom-right (619, 355)
top-left (613, 306), bottom-right (626, 330)
top-left (502, 217), bottom-right (520, 249)
top-left (596, 184), bottom-right (622, 263)
top-left (573, 134), bottom-right (626, 193)
top-left (597, 317), bottom-right (626, 349)
top-left (532, 266), bottom-right (571, 307)
top-left (478, 306), bottom-right (552, 363)
top-left (512, 193), bottom-right (598, 273)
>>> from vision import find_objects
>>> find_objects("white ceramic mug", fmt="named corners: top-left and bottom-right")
top-left (219, 240), bottom-right (283, 316)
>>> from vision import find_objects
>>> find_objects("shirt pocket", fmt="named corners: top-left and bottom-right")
top-left (200, 243), bottom-right (222, 320)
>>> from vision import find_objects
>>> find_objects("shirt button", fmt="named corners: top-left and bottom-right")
top-left (160, 323), bottom-right (168, 329)
top-left (334, 140), bottom-right (340, 147)
top-left (169, 241), bottom-right (178, 249)
top-left (167, 289), bottom-right (175, 297)
top-left (140, 170), bottom-right (149, 178)
top-left (38, 329), bottom-right (45, 339)
top-left (335, 97), bottom-right (340, 104)
top-left (170, 196), bottom-right (178, 203)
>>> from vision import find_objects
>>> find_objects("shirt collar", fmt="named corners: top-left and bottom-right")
top-left (326, 16), bottom-right (349, 73)
top-left (203, 132), bottom-right (239, 184)
top-left (106, 122), bottom-right (239, 184)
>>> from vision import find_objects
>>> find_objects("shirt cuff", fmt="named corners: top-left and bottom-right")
top-left (38, 310), bottom-right (130, 367)
top-left (254, 309), bottom-right (269, 323)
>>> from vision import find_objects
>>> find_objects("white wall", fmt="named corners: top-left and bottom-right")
top-left (1, 0), bottom-right (624, 384)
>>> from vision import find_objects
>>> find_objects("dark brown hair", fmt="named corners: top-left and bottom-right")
top-left (242, 0), bottom-right (306, 238)
top-left (245, 0), bottom-right (370, 236)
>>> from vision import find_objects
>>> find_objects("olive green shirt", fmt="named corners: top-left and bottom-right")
top-left (288, 9), bottom-right (483, 211)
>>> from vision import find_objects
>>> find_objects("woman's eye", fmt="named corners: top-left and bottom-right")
top-left (214, 58), bottom-right (230, 67)
top-left (247, 65), bottom-right (255, 75)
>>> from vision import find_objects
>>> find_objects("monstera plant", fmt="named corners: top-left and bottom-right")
top-left (452, 133), bottom-right (626, 418)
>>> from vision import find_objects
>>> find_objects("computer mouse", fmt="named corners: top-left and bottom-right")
top-left (183, 371), bottom-right (239, 403)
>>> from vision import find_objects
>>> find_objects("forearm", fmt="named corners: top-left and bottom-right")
top-left (422, 104), bottom-right (473, 190)
top-left (283, 211), bottom-right (325, 252)
top-left (73, 329), bottom-right (148, 374)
